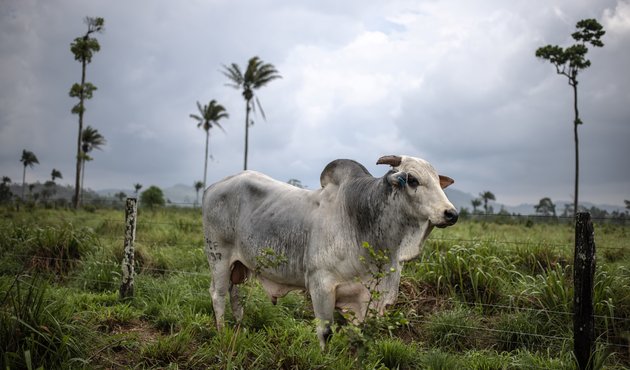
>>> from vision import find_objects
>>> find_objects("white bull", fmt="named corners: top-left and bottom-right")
top-left (202, 155), bottom-right (458, 348)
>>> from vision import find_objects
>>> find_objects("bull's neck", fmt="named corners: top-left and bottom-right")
top-left (343, 176), bottom-right (426, 260)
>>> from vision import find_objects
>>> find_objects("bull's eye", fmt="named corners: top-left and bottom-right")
top-left (407, 175), bottom-right (420, 188)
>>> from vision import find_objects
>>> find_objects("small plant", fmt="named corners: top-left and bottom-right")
top-left (254, 247), bottom-right (288, 274)
top-left (339, 242), bottom-right (409, 354)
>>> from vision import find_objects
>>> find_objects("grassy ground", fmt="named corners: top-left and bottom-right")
top-left (0, 206), bottom-right (628, 369)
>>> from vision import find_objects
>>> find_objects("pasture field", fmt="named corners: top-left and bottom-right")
top-left (1, 206), bottom-right (629, 369)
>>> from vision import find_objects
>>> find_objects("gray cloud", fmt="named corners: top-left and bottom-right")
top-left (0, 0), bottom-right (628, 207)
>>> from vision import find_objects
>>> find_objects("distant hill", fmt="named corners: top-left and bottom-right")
top-left (444, 188), bottom-right (627, 215)
top-left (9, 181), bottom-right (623, 215)
top-left (97, 184), bottom-right (201, 206)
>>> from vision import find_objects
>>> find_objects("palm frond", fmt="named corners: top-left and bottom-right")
top-left (253, 64), bottom-right (282, 88)
top-left (196, 101), bottom-right (205, 115)
top-left (255, 96), bottom-right (267, 121)
top-left (213, 121), bottom-right (227, 133)
top-left (222, 63), bottom-right (244, 86)
top-left (81, 125), bottom-right (107, 151)
top-left (20, 150), bottom-right (39, 167)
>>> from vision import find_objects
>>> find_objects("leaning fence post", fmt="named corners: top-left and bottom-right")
top-left (119, 197), bottom-right (137, 299)
top-left (574, 212), bottom-right (596, 370)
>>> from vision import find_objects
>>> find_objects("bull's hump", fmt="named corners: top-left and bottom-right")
top-left (320, 159), bottom-right (372, 188)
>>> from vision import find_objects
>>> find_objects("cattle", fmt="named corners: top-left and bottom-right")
top-left (202, 154), bottom-right (458, 348)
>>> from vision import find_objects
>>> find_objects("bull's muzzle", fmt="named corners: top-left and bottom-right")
top-left (436, 208), bottom-right (459, 228)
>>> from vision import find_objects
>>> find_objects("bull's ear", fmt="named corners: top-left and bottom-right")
top-left (387, 171), bottom-right (408, 188)
top-left (439, 175), bottom-right (454, 189)
top-left (377, 155), bottom-right (402, 167)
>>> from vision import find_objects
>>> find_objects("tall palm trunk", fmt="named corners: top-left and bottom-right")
top-left (572, 80), bottom-right (579, 218)
top-left (243, 100), bottom-right (251, 170)
top-left (74, 54), bottom-right (87, 209)
top-left (203, 130), bottom-right (209, 189)
top-left (21, 165), bottom-right (26, 200)
top-left (80, 157), bottom-right (86, 204)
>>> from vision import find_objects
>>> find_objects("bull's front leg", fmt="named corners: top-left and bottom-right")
top-left (374, 263), bottom-right (402, 315)
top-left (308, 273), bottom-right (336, 350)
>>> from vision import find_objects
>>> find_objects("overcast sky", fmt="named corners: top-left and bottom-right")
top-left (1, 0), bottom-right (628, 206)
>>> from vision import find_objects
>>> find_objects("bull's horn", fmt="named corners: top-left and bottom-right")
top-left (376, 155), bottom-right (402, 167)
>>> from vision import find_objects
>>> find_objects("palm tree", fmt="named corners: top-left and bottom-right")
top-left (134, 183), bottom-right (142, 198)
top-left (471, 198), bottom-right (482, 214)
top-left (115, 191), bottom-right (127, 203)
top-left (51, 168), bottom-right (63, 183)
top-left (194, 180), bottom-right (204, 207)
top-left (20, 149), bottom-right (39, 200)
top-left (479, 191), bottom-right (496, 215)
top-left (534, 197), bottom-right (557, 217)
top-left (222, 56), bottom-right (281, 170)
top-left (80, 126), bottom-right (106, 202)
top-left (190, 100), bottom-right (228, 189)
top-left (70, 16), bottom-right (105, 209)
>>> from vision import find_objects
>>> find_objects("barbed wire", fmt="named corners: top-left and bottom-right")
top-left (4, 270), bottom-right (628, 354)
top-left (2, 208), bottom-right (629, 361)
top-left (4, 253), bottom-right (630, 327)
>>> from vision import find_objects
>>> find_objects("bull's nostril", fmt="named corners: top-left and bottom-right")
top-left (444, 209), bottom-right (459, 223)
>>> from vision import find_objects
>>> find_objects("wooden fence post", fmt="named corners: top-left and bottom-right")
top-left (574, 211), bottom-right (596, 370)
top-left (119, 198), bottom-right (137, 299)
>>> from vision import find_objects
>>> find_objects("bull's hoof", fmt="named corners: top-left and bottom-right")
top-left (322, 325), bottom-right (333, 343)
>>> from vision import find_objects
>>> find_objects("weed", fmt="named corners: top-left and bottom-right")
top-left (254, 247), bottom-right (288, 274)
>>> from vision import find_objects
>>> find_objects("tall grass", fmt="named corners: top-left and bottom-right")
top-left (1, 207), bottom-right (628, 369)
top-left (0, 276), bottom-right (90, 369)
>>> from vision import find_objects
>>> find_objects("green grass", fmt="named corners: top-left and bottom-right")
top-left (1, 206), bottom-right (629, 369)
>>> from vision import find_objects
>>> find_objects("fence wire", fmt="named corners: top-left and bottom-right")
top-left (2, 208), bottom-right (629, 364)
top-left (3, 252), bottom-right (630, 326)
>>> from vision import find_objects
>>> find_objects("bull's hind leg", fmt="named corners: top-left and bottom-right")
top-left (206, 241), bottom-right (231, 330)
top-left (228, 261), bottom-right (248, 323)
